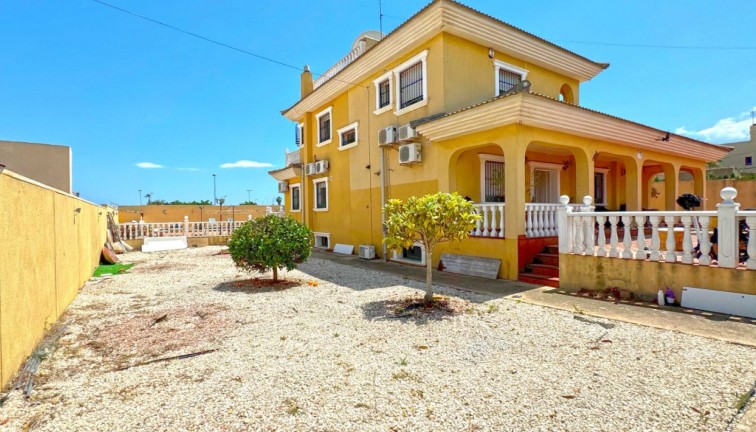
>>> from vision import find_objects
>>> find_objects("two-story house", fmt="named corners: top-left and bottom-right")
top-left (269, 0), bottom-right (729, 284)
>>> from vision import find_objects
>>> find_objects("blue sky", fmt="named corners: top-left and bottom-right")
top-left (1, 0), bottom-right (754, 205)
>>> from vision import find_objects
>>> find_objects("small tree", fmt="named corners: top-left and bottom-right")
top-left (228, 215), bottom-right (312, 281)
top-left (384, 192), bottom-right (480, 303)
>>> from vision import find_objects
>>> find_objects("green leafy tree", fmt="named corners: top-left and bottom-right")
top-left (239, 200), bottom-right (258, 205)
top-left (228, 215), bottom-right (312, 281)
top-left (384, 192), bottom-right (480, 303)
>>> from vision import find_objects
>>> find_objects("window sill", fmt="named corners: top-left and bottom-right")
top-left (338, 142), bottom-right (358, 151)
top-left (290, 209), bottom-right (301, 213)
top-left (316, 139), bottom-right (332, 147)
top-left (314, 208), bottom-right (329, 212)
top-left (373, 105), bottom-right (393, 116)
top-left (394, 98), bottom-right (428, 117)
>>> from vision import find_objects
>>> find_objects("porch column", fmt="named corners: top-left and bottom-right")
top-left (663, 164), bottom-right (679, 210)
top-left (574, 147), bottom-right (594, 202)
top-left (624, 158), bottom-right (642, 211)
top-left (502, 142), bottom-right (527, 239)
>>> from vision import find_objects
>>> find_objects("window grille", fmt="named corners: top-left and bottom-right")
top-left (399, 62), bottom-right (423, 109)
top-left (318, 113), bottom-right (331, 143)
top-left (484, 161), bottom-right (505, 202)
top-left (378, 79), bottom-right (390, 108)
top-left (498, 69), bottom-right (521, 95)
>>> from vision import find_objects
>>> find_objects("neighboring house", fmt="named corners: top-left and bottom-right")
top-left (711, 123), bottom-right (756, 176)
top-left (268, 0), bottom-right (729, 282)
top-left (0, 140), bottom-right (72, 193)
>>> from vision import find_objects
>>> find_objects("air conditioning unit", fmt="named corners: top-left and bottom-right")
top-left (398, 143), bottom-right (422, 165)
top-left (358, 245), bottom-right (375, 260)
top-left (378, 126), bottom-right (398, 146)
top-left (398, 124), bottom-right (418, 142)
top-left (277, 181), bottom-right (289, 193)
top-left (315, 160), bottom-right (329, 174)
top-left (305, 162), bottom-right (317, 176)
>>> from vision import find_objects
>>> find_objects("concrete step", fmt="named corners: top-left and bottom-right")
top-left (518, 273), bottom-right (559, 288)
top-left (533, 253), bottom-right (559, 266)
top-left (544, 245), bottom-right (559, 255)
top-left (529, 263), bottom-right (559, 278)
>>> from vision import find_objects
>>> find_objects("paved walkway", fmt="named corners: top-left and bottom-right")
top-left (313, 249), bottom-right (756, 347)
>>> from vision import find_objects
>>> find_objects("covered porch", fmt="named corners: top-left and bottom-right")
top-left (415, 91), bottom-right (727, 282)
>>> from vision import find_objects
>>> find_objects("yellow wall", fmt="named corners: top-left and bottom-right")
top-left (117, 205), bottom-right (269, 223)
top-left (559, 254), bottom-right (756, 301)
top-left (0, 170), bottom-right (110, 389)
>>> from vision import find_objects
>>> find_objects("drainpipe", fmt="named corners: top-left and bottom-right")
top-left (381, 147), bottom-right (387, 260)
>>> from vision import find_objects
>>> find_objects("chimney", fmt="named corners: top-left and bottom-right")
top-left (301, 65), bottom-right (313, 98)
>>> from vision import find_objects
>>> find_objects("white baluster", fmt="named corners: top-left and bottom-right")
top-left (583, 214), bottom-right (595, 255)
top-left (608, 216), bottom-right (619, 258)
top-left (498, 204), bottom-right (505, 238)
top-left (549, 207), bottom-right (558, 236)
top-left (596, 216), bottom-right (607, 257)
top-left (489, 205), bottom-right (497, 237)
top-left (746, 216), bottom-right (756, 270)
top-left (538, 205), bottom-right (546, 237)
top-left (573, 215), bottom-right (584, 254)
top-left (698, 216), bottom-right (711, 265)
top-left (474, 207), bottom-right (482, 236)
top-left (526, 206), bottom-right (533, 237)
top-left (635, 216), bottom-right (646, 260)
top-left (482, 205), bottom-right (490, 236)
top-left (650, 216), bottom-right (661, 261)
top-left (681, 216), bottom-right (693, 264)
top-left (665, 216), bottom-right (677, 263)
top-left (621, 216), bottom-right (633, 259)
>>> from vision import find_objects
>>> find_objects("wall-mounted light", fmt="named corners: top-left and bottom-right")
top-left (488, 48), bottom-right (495, 58)
top-left (74, 208), bottom-right (82, 214)
top-left (620, 168), bottom-right (626, 176)
top-left (592, 151), bottom-right (599, 161)
top-left (637, 150), bottom-right (643, 160)
top-left (562, 160), bottom-right (571, 171)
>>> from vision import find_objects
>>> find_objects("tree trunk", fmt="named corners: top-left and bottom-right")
top-left (424, 250), bottom-right (433, 304)
top-left (273, 266), bottom-right (278, 282)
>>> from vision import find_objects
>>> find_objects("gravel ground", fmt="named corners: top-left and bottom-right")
top-left (1, 246), bottom-right (754, 431)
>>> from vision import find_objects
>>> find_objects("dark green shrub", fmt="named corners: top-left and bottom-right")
top-left (228, 215), bottom-right (312, 281)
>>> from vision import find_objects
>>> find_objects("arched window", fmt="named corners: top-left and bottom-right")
top-left (559, 84), bottom-right (575, 104)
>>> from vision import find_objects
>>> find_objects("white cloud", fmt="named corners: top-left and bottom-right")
top-left (135, 162), bottom-right (163, 169)
top-left (220, 160), bottom-right (273, 169)
top-left (175, 167), bottom-right (202, 172)
top-left (676, 107), bottom-right (755, 144)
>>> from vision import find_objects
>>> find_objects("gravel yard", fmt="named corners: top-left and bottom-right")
top-left (2, 246), bottom-right (755, 431)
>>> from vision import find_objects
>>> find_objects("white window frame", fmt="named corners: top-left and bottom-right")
top-left (337, 122), bottom-right (359, 151)
top-left (478, 154), bottom-right (506, 203)
top-left (494, 60), bottom-right (528, 97)
top-left (528, 161), bottom-right (562, 203)
top-left (594, 167), bottom-right (610, 206)
top-left (373, 71), bottom-right (393, 115)
top-left (313, 232), bottom-right (331, 249)
top-left (391, 241), bottom-right (426, 265)
top-left (315, 106), bottom-right (333, 147)
top-left (393, 50), bottom-right (429, 116)
top-left (289, 183), bottom-right (301, 212)
top-left (312, 177), bottom-right (328, 211)
top-left (296, 123), bottom-right (304, 147)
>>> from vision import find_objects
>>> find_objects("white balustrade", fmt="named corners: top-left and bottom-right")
top-left (525, 203), bottom-right (567, 238)
top-left (471, 203), bottom-right (505, 238)
top-left (118, 218), bottom-right (250, 240)
top-left (556, 188), bottom-right (754, 271)
top-left (313, 41), bottom-right (368, 89)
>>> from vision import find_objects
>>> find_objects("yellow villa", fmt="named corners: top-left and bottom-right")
top-left (269, 0), bottom-right (730, 283)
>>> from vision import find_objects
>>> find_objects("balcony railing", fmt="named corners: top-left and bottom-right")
top-left (313, 40), bottom-right (368, 89)
top-left (285, 149), bottom-right (301, 167)
top-left (472, 203), bottom-right (505, 237)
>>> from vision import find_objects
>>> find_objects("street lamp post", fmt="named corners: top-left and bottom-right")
top-left (138, 189), bottom-right (142, 205)
top-left (246, 189), bottom-right (252, 203)
top-left (212, 174), bottom-right (217, 204)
